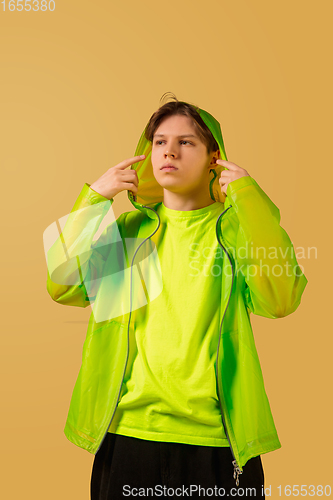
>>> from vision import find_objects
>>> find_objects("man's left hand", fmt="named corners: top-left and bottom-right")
top-left (216, 159), bottom-right (250, 196)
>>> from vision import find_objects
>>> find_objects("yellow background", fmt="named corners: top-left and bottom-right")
top-left (0, 0), bottom-right (331, 498)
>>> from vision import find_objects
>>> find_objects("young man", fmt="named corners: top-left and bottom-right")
top-left (45, 94), bottom-right (308, 498)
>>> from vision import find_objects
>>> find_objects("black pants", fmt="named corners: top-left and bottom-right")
top-left (91, 433), bottom-right (265, 499)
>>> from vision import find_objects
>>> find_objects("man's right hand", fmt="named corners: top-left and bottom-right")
top-left (90, 155), bottom-right (145, 200)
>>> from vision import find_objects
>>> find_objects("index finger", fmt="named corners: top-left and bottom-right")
top-left (116, 155), bottom-right (146, 170)
top-left (216, 160), bottom-right (237, 170)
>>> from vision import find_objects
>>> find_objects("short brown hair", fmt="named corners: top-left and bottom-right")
top-left (144, 92), bottom-right (219, 155)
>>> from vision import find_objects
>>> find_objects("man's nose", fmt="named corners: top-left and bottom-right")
top-left (165, 151), bottom-right (176, 158)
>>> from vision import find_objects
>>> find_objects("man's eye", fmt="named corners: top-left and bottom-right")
top-left (154, 140), bottom-right (192, 145)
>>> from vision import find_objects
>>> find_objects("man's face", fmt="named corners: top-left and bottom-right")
top-left (151, 114), bottom-right (219, 197)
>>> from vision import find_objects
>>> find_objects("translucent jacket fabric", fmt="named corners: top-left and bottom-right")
top-left (45, 104), bottom-right (308, 471)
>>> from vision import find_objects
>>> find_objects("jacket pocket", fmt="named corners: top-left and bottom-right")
top-left (66, 320), bottom-right (129, 445)
top-left (238, 339), bottom-right (276, 442)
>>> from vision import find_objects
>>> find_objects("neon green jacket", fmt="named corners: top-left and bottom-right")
top-left (45, 104), bottom-right (308, 478)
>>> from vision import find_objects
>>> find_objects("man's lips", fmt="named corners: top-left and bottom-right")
top-left (161, 165), bottom-right (178, 170)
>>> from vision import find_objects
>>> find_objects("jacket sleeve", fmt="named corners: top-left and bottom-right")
top-left (45, 183), bottom-right (121, 308)
top-left (226, 175), bottom-right (308, 319)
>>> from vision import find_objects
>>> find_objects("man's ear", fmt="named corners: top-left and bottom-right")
top-left (209, 149), bottom-right (221, 169)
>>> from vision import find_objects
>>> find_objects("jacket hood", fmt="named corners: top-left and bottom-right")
top-left (127, 104), bottom-right (231, 218)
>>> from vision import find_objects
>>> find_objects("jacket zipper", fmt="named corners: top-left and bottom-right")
top-left (95, 208), bottom-right (161, 455)
top-left (215, 206), bottom-right (243, 486)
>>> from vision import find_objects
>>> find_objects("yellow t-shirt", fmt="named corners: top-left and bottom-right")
top-left (108, 200), bottom-right (230, 447)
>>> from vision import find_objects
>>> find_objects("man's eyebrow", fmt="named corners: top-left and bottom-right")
top-left (153, 134), bottom-right (198, 139)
